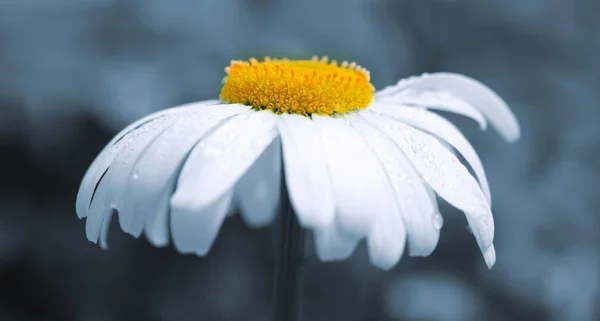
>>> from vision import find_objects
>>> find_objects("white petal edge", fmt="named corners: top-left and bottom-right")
top-left (341, 114), bottom-right (406, 269)
top-left (75, 99), bottom-right (220, 218)
top-left (98, 210), bottom-right (114, 250)
top-left (85, 115), bottom-right (177, 244)
top-left (366, 201), bottom-right (407, 270)
top-left (276, 113), bottom-right (335, 230)
top-left (235, 137), bottom-right (282, 228)
top-left (170, 188), bottom-right (234, 255)
top-left (118, 104), bottom-right (251, 237)
top-left (170, 110), bottom-right (278, 254)
top-left (349, 113), bottom-right (441, 257)
top-left (372, 103), bottom-right (492, 203)
top-left (377, 73), bottom-right (520, 142)
top-left (361, 111), bottom-right (494, 255)
top-left (142, 176), bottom-right (175, 247)
top-left (483, 243), bottom-right (496, 269)
top-left (314, 223), bottom-right (361, 262)
top-left (312, 114), bottom-right (396, 238)
top-left (376, 89), bottom-right (487, 131)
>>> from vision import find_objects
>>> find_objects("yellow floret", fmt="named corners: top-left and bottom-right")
top-left (219, 56), bottom-right (374, 115)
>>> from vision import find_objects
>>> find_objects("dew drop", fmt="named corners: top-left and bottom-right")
top-left (409, 146), bottom-right (417, 156)
top-left (423, 158), bottom-right (432, 168)
top-left (432, 213), bottom-right (444, 230)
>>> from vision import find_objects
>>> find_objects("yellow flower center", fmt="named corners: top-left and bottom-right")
top-left (219, 56), bottom-right (374, 115)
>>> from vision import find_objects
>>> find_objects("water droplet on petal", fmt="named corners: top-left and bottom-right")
top-left (432, 213), bottom-right (444, 230)
top-left (409, 146), bottom-right (417, 156)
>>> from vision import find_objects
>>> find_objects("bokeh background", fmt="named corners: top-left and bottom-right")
top-left (1, 0), bottom-right (599, 320)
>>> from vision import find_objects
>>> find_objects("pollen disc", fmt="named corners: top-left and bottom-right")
top-left (219, 56), bottom-right (374, 115)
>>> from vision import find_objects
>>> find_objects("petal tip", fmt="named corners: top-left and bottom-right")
top-left (483, 244), bottom-right (496, 269)
top-left (408, 243), bottom-right (436, 257)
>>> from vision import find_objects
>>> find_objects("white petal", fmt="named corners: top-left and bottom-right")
top-left (235, 137), bottom-right (282, 228)
top-left (98, 210), bottom-right (114, 250)
top-left (76, 115), bottom-right (177, 219)
top-left (311, 114), bottom-right (393, 238)
top-left (372, 104), bottom-right (492, 203)
top-left (314, 223), bottom-right (360, 261)
top-left (361, 111), bottom-right (494, 253)
top-left (366, 203), bottom-right (406, 270)
top-left (483, 243), bottom-right (496, 269)
top-left (349, 114), bottom-right (440, 257)
top-left (118, 104), bottom-right (251, 237)
top-left (75, 99), bottom-right (220, 218)
top-left (170, 189), bottom-right (234, 255)
top-left (337, 116), bottom-right (406, 270)
top-left (170, 111), bottom-right (278, 253)
top-left (375, 78), bottom-right (487, 131)
top-left (142, 177), bottom-right (174, 247)
top-left (378, 73), bottom-right (520, 142)
top-left (276, 114), bottom-right (335, 229)
top-left (85, 115), bottom-right (176, 244)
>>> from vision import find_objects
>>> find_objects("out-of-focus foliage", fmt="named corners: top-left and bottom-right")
top-left (0, 0), bottom-right (598, 320)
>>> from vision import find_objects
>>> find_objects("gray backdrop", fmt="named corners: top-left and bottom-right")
top-left (0, 0), bottom-right (598, 320)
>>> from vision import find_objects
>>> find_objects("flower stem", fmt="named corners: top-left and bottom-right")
top-left (272, 180), bottom-right (306, 321)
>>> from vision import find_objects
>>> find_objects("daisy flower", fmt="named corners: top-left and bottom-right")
top-left (76, 56), bottom-right (519, 270)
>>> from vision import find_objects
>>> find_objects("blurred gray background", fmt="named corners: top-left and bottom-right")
top-left (1, 0), bottom-right (599, 320)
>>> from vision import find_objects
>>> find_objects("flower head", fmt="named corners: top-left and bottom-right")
top-left (76, 56), bottom-right (519, 270)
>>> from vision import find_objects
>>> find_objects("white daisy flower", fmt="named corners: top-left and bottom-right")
top-left (76, 56), bottom-right (519, 270)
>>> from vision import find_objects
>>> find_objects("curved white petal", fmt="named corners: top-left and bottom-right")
top-left (170, 189), bottom-right (234, 255)
top-left (76, 115), bottom-right (178, 219)
top-left (314, 223), bottom-right (361, 261)
top-left (339, 115), bottom-right (406, 269)
top-left (349, 114), bottom-right (440, 257)
top-left (372, 103), bottom-right (492, 203)
top-left (377, 73), bottom-right (520, 142)
top-left (361, 111), bottom-right (494, 254)
top-left (170, 111), bottom-right (278, 254)
top-left (235, 137), bottom-right (282, 228)
top-left (311, 114), bottom-right (394, 238)
top-left (276, 114), bottom-right (335, 229)
top-left (142, 176), bottom-right (174, 247)
top-left (85, 116), bottom-right (176, 244)
top-left (366, 203), bottom-right (406, 270)
top-left (375, 77), bottom-right (487, 131)
top-left (75, 99), bottom-right (220, 218)
top-left (98, 210), bottom-right (114, 250)
top-left (118, 104), bottom-right (251, 237)
top-left (483, 243), bottom-right (496, 269)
